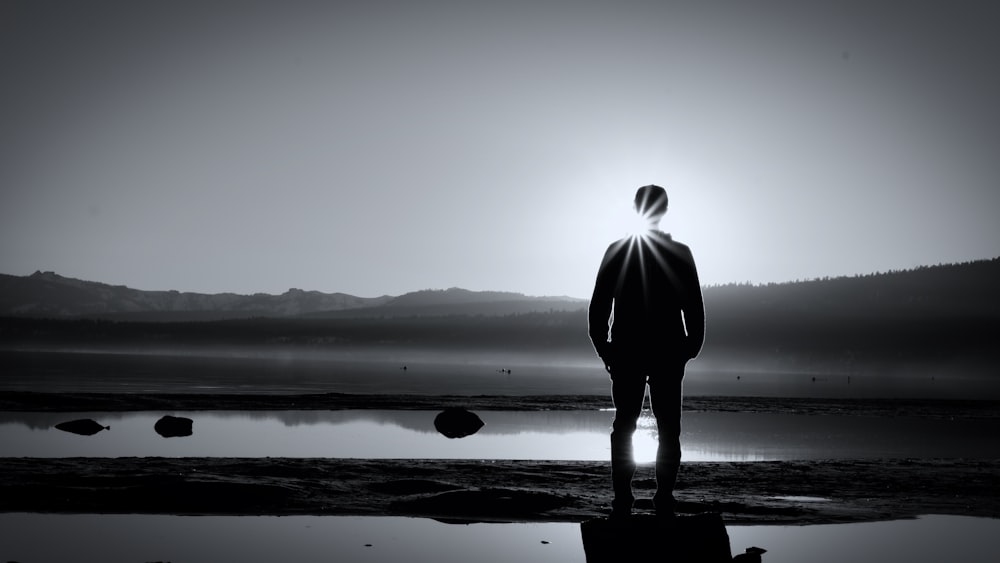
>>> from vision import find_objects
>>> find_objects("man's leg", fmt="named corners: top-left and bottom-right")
top-left (609, 370), bottom-right (646, 516)
top-left (648, 362), bottom-right (685, 514)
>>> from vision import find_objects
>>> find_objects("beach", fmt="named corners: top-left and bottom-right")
top-left (2, 390), bottom-right (998, 526)
top-left (2, 456), bottom-right (997, 526)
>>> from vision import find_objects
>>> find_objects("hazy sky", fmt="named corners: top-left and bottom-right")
top-left (2, 0), bottom-right (998, 299)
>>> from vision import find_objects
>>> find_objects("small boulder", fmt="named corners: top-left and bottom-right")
top-left (54, 418), bottom-right (109, 436)
top-left (733, 546), bottom-right (767, 562)
top-left (433, 407), bottom-right (484, 438)
top-left (155, 415), bottom-right (194, 438)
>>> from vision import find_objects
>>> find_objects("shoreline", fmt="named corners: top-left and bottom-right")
top-left (3, 390), bottom-right (999, 419)
top-left (1, 457), bottom-right (997, 525)
top-left (2, 391), bottom-right (998, 527)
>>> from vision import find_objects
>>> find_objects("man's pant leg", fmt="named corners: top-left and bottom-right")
top-left (609, 370), bottom-right (647, 512)
top-left (648, 361), bottom-right (685, 510)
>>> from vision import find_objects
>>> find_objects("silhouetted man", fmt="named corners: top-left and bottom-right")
top-left (588, 184), bottom-right (706, 518)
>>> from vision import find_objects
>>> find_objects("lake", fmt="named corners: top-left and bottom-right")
top-left (3, 408), bottom-right (999, 462)
top-left (5, 348), bottom-right (1000, 399)
top-left (3, 349), bottom-right (999, 562)
top-left (0, 513), bottom-right (995, 563)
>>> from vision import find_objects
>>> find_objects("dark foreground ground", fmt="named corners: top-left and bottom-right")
top-left (2, 391), bottom-right (998, 525)
top-left (2, 456), bottom-right (997, 525)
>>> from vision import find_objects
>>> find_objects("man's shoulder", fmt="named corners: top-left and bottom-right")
top-left (652, 231), bottom-right (691, 251)
top-left (603, 237), bottom-right (631, 254)
top-left (597, 237), bottom-right (633, 271)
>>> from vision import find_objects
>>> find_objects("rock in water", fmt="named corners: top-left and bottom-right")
top-left (154, 415), bottom-right (194, 438)
top-left (433, 407), bottom-right (485, 438)
top-left (54, 419), bottom-right (109, 436)
top-left (580, 512), bottom-right (733, 563)
top-left (733, 546), bottom-right (767, 562)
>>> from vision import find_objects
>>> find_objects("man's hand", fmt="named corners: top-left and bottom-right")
top-left (598, 345), bottom-right (616, 374)
top-left (684, 340), bottom-right (701, 361)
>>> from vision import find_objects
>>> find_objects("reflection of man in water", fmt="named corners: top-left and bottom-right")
top-left (588, 184), bottom-right (706, 518)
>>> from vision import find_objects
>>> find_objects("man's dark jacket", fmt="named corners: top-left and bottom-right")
top-left (588, 231), bottom-right (706, 366)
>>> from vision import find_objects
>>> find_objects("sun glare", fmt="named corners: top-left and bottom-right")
top-left (633, 411), bottom-right (659, 463)
top-left (626, 209), bottom-right (659, 239)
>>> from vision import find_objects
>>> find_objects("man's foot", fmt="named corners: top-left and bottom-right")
top-left (609, 497), bottom-right (634, 521)
top-left (655, 508), bottom-right (677, 522)
top-left (608, 507), bottom-right (631, 521)
top-left (653, 494), bottom-right (676, 519)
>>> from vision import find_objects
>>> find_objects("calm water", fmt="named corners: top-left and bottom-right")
top-left (0, 513), bottom-right (995, 563)
top-left (4, 350), bottom-right (999, 562)
top-left (3, 409), bottom-right (999, 461)
top-left (5, 348), bottom-right (1000, 399)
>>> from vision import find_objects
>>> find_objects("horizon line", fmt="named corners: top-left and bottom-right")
top-left (5, 255), bottom-right (997, 300)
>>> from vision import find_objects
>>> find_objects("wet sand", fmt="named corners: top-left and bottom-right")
top-left (2, 391), bottom-right (998, 525)
top-left (2, 456), bottom-right (998, 525)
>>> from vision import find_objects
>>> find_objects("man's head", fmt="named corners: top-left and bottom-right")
top-left (634, 184), bottom-right (668, 222)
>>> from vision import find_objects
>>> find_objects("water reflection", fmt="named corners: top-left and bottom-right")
top-left (53, 418), bottom-right (110, 436)
top-left (0, 514), bottom-right (583, 563)
top-left (2, 410), bottom-right (998, 462)
top-left (727, 515), bottom-right (997, 563)
top-left (0, 513), bottom-right (994, 563)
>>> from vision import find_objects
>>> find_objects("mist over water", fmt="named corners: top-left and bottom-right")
top-left (3, 346), bottom-right (997, 400)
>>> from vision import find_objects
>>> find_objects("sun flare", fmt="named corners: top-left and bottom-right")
top-left (627, 211), bottom-right (658, 239)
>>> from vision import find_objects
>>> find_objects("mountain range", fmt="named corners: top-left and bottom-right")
top-left (2, 259), bottom-right (998, 378)
top-left (0, 271), bottom-right (586, 320)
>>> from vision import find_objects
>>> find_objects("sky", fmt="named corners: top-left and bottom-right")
top-left (2, 0), bottom-right (998, 299)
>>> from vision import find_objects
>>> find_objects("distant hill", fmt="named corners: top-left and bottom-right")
top-left (0, 271), bottom-right (391, 320)
top-left (1, 258), bottom-right (997, 379)
top-left (0, 271), bottom-right (586, 320)
top-left (704, 258), bottom-right (1000, 320)
top-left (306, 287), bottom-right (586, 318)
top-left (697, 257), bottom-right (1000, 373)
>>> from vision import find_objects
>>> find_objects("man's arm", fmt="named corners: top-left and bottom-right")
top-left (588, 242), bottom-right (621, 363)
top-left (680, 246), bottom-right (706, 360)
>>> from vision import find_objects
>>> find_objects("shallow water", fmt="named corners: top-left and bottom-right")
top-left (3, 409), bottom-right (998, 461)
top-left (5, 348), bottom-right (1000, 399)
top-left (0, 513), bottom-right (994, 563)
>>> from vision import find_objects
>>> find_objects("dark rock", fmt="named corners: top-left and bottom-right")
top-left (580, 512), bottom-right (732, 563)
top-left (433, 407), bottom-right (484, 438)
top-left (154, 415), bottom-right (193, 438)
top-left (54, 418), bottom-right (109, 436)
top-left (733, 546), bottom-right (767, 562)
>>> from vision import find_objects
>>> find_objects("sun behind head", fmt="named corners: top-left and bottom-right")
top-left (629, 184), bottom-right (668, 238)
